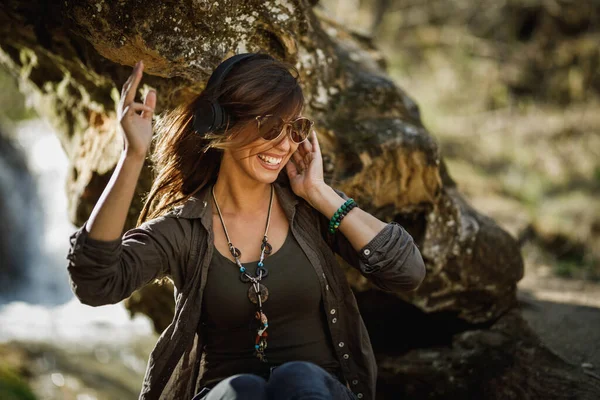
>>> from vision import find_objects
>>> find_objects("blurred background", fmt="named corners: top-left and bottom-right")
top-left (1, 0), bottom-right (599, 398)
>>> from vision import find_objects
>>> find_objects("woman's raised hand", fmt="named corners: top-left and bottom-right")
top-left (118, 60), bottom-right (156, 158)
top-left (286, 129), bottom-right (327, 204)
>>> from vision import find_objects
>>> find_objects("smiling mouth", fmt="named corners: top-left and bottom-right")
top-left (257, 154), bottom-right (283, 165)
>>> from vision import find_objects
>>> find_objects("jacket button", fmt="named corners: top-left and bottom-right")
top-left (332, 318), bottom-right (337, 323)
top-left (357, 393), bottom-right (363, 399)
top-left (363, 249), bottom-right (370, 256)
top-left (352, 379), bottom-right (358, 385)
top-left (330, 309), bottom-right (336, 315)
top-left (325, 284), bottom-right (329, 291)
top-left (338, 342), bottom-right (345, 347)
top-left (343, 353), bottom-right (349, 359)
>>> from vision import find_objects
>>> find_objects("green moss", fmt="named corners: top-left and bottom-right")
top-left (554, 257), bottom-right (599, 281)
top-left (0, 65), bottom-right (38, 122)
top-left (594, 166), bottom-right (600, 183)
top-left (0, 365), bottom-right (36, 400)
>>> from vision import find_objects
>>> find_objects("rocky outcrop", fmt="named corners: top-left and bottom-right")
top-left (1, 0), bottom-right (595, 398)
top-left (372, 307), bottom-right (600, 399)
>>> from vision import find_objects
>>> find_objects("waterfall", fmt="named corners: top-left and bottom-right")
top-left (0, 118), bottom-right (153, 343)
top-left (0, 119), bottom-right (70, 305)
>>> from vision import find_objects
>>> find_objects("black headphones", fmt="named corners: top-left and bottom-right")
top-left (193, 52), bottom-right (273, 135)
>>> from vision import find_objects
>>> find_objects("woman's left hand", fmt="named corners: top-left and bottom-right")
top-left (285, 129), bottom-right (327, 203)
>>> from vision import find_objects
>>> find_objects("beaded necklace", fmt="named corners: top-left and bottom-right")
top-left (211, 183), bottom-right (274, 362)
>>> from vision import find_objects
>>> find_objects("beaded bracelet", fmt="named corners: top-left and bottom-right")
top-left (329, 198), bottom-right (357, 234)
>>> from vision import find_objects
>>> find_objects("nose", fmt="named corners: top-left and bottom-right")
top-left (272, 129), bottom-right (295, 152)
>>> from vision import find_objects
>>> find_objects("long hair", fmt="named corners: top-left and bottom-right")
top-left (138, 53), bottom-right (304, 224)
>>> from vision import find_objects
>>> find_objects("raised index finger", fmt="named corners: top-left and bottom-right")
top-left (123, 60), bottom-right (144, 105)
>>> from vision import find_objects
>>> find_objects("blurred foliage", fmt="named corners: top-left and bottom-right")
top-left (0, 339), bottom-right (156, 400)
top-left (0, 366), bottom-right (36, 400)
top-left (0, 66), bottom-right (37, 124)
top-left (0, 345), bottom-right (36, 400)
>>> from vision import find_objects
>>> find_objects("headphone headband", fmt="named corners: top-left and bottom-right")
top-left (205, 53), bottom-right (258, 94)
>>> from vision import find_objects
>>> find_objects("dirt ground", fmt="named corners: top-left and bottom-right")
top-left (518, 265), bottom-right (600, 370)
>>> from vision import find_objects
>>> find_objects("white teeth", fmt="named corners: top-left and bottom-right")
top-left (258, 154), bottom-right (282, 165)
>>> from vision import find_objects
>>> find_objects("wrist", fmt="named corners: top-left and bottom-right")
top-left (124, 147), bottom-right (148, 162)
top-left (307, 184), bottom-right (346, 219)
top-left (307, 183), bottom-right (333, 208)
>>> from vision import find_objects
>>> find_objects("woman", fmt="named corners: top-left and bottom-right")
top-left (66, 52), bottom-right (426, 400)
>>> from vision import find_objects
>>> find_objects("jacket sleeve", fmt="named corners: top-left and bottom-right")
top-left (320, 188), bottom-right (426, 292)
top-left (66, 214), bottom-right (191, 306)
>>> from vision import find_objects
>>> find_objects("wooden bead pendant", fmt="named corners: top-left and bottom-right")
top-left (248, 283), bottom-right (269, 305)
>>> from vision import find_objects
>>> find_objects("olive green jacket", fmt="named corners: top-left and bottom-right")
top-left (67, 180), bottom-right (426, 400)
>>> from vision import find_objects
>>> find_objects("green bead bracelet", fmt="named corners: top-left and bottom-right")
top-left (329, 198), bottom-right (357, 234)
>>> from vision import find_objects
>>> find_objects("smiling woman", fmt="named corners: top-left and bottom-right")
top-left (140, 52), bottom-right (307, 222)
top-left (65, 52), bottom-right (425, 400)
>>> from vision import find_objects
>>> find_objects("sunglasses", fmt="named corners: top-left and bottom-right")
top-left (255, 114), bottom-right (314, 144)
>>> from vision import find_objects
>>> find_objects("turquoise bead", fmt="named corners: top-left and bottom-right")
top-left (258, 262), bottom-right (264, 267)
top-left (255, 344), bottom-right (259, 349)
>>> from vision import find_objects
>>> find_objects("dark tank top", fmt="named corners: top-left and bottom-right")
top-left (199, 229), bottom-right (341, 387)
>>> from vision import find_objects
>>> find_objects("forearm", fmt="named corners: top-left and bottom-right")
top-left (86, 150), bottom-right (146, 241)
top-left (308, 183), bottom-right (426, 291)
top-left (307, 184), bottom-right (387, 251)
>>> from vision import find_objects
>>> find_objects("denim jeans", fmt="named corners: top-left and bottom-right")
top-left (192, 361), bottom-right (357, 400)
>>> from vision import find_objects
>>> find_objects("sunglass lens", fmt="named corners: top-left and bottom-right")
top-left (257, 116), bottom-right (284, 141)
top-left (290, 118), bottom-right (312, 143)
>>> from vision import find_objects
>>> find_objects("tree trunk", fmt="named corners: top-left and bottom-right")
top-left (1, 0), bottom-right (596, 398)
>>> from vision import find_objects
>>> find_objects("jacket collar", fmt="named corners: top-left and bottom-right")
top-left (172, 179), bottom-right (300, 227)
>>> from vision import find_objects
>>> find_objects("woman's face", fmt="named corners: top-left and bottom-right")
top-left (223, 120), bottom-right (301, 184)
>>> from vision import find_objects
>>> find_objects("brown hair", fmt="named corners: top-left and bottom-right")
top-left (138, 53), bottom-right (304, 224)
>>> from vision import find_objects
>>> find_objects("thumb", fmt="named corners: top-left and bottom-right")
top-left (142, 89), bottom-right (156, 119)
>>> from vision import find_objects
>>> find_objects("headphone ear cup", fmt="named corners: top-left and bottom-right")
top-left (193, 99), bottom-right (218, 135)
top-left (211, 101), bottom-right (226, 132)
top-left (193, 99), bottom-right (233, 135)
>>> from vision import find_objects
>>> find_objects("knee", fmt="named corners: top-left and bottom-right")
top-left (270, 361), bottom-right (324, 385)
top-left (267, 362), bottom-right (334, 399)
top-left (209, 374), bottom-right (267, 399)
top-left (231, 374), bottom-right (267, 392)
